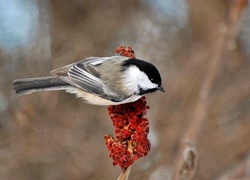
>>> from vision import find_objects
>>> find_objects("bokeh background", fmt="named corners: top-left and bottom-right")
top-left (0, 0), bottom-right (250, 179)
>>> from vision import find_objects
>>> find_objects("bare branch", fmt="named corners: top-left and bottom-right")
top-left (117, 166), bottom-right (132, 180)
top-left (172, 1), bottom-right (248, 179)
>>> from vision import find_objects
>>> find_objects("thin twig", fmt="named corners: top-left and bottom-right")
top-left (173, 22), bottom-right (228, 180)
top-left (117, 166), bottom-right (132, 180)
top-left (172, 1), bottom-right (247, 179)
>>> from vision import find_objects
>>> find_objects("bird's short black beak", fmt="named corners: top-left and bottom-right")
top-left (158, 86), bottom-right (165, 92)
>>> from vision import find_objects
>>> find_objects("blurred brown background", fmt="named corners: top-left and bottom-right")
top-left (0, 0), bottom-right (250, 179)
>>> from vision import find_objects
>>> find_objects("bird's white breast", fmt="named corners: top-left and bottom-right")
top-left (66, 88), bottom-right (141, 106)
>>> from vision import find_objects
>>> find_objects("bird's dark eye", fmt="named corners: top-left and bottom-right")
top-left (150, 78), bottom-right (154, 81)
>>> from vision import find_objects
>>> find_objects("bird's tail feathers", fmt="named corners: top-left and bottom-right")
top-left (13, 76), bottom-right (71, 96)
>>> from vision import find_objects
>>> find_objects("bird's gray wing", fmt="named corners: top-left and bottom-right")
top-left (51, 57), bottom-right (121, 101)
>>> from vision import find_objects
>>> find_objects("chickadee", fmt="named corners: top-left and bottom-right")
top-left (13, 56), bottom-right (164, 105)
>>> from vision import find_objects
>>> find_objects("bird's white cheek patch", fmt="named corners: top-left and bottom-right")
top-left (138, 72), bottom-right (158, 90)
top-left (122, 66), bottom-right (141, 93)
top-left (122, 66), bottom-right (158, 93)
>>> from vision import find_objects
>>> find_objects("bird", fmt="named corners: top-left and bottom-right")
top-left (13, 56), bottom-right (164, 106)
